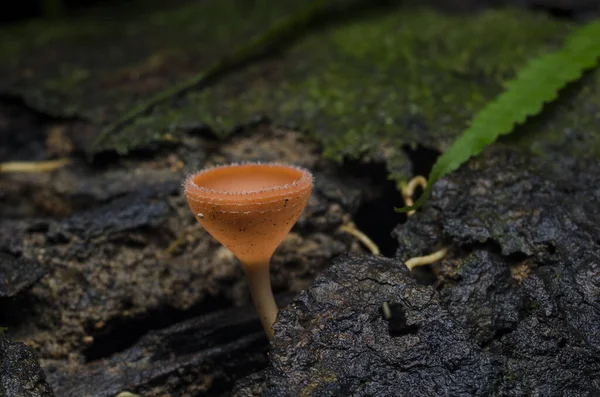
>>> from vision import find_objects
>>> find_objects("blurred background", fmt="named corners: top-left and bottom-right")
top-left (2, 0), bottom-right (599, 23)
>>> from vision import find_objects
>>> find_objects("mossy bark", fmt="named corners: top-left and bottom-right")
top-left (1, 1), bottom-right (599, 182)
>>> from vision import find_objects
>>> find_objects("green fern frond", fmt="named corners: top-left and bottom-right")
top-left (395, 18), bottom-right (600, 213)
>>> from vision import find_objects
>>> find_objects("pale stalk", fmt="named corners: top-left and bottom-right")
top-left (243, 262), bottom-right (277, 340)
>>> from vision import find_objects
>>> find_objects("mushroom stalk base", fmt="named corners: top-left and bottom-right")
top-left (243, 263), bottom-right (278, 340)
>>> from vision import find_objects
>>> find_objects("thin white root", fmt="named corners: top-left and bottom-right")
top-left (381, 301), bottom-right (392, 320)
top-left (165, 231), bottom-right (187, 256)
top-left (339, 221), bottom-right (380, 256)
top-left (0, 158), bottom-right (71, 173)
top-left (401, 175), bottom-right (427, 216)
top-left (405, 247), bottom-right (448, 271)
top-left (401, 175), bottom-right (448, 270)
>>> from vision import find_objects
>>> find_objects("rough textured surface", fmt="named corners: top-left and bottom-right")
top-left (395, 149), bottom-right (600, 395)
top-left (2, 1), bottom-right (599, 181)
top-left (0, 252), bottom-right (47, 298)
top-left (394, 147), bottom-right (600, 260)
top-left (157, 7), bottom-right (565, 158)
top-left (0, 0), bottom-right (310, 124)
top-left (0, 126), bottom-right (365, 368)
top-left (240, 254), bottom-right (497, 396)
top-left (102, 5), bottom-right (600, 180)
top-left (1, 1), bottom-right (599, 396)
top-left (47, 294), bottom-right (293, 397)
top-left (0, 336), bottom-right (55, 397)
top-left (234, 149), bottom-right (600, 396)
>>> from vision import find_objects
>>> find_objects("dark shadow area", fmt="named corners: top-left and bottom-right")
top-left (402, 144), bottom-right (440, 179)
top-left (82, 294), bottom-right (232, 362)
top-left (0, 0), bottom-right (189, 23)
top-left (0, 96), bottom-right (55, 162)
top-left (336, 144), bottom-right (442, 258)
top-left (0, 294), bottom-right (45, 332)
top-left (0, 94), bottom-right (86, 160)
top-left (530, 4), bottom-right (576, 19)
top-left (341, 160), bottom-right (405, 257)
top-left (380, 301), bottom-right (420, 337)
top-left (412, 265), bottom-right (440, 286)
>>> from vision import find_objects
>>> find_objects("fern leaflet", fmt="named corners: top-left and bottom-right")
top-left (395, 18), bottom-right (600, 213)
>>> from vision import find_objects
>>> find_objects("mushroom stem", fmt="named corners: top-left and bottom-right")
top-left (243, 262), bottom-right (277, 340)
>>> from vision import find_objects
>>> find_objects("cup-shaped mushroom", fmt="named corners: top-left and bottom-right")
top-left (184, 163), bottom-right (313, 340)
top-left (183, 163), bottom-right (313, 267)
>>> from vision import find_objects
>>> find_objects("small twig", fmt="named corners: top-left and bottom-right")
top-left (339, 221), bottom-right (380, 256)
top-left (165, 231), bottom-right (188, 256)
top-left (405, 247), bottom-right (448, 271)
top-left (0, 158), bottom-right (71, 173)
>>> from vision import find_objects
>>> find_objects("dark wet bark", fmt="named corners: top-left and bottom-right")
top-left (0, 336), bottom-right (54, 397)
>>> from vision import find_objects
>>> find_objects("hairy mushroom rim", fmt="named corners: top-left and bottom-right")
top-left (183, 162), bottom-right (313, 340)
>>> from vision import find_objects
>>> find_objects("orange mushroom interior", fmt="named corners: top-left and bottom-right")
top-left (192, 165), bottom-right (303, 193)
top-left (184, 163), bottom-right (313, 267)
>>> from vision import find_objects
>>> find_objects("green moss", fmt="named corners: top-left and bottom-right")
top-left (114, 6), bottom-right (595, 179)
top-left (3, 1), bottom-right (599, 179)
top-left (0, 0), bottom-right (312, 122)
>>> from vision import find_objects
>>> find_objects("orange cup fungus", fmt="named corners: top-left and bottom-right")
top-left (184, 162), bottom-right (313, 340)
